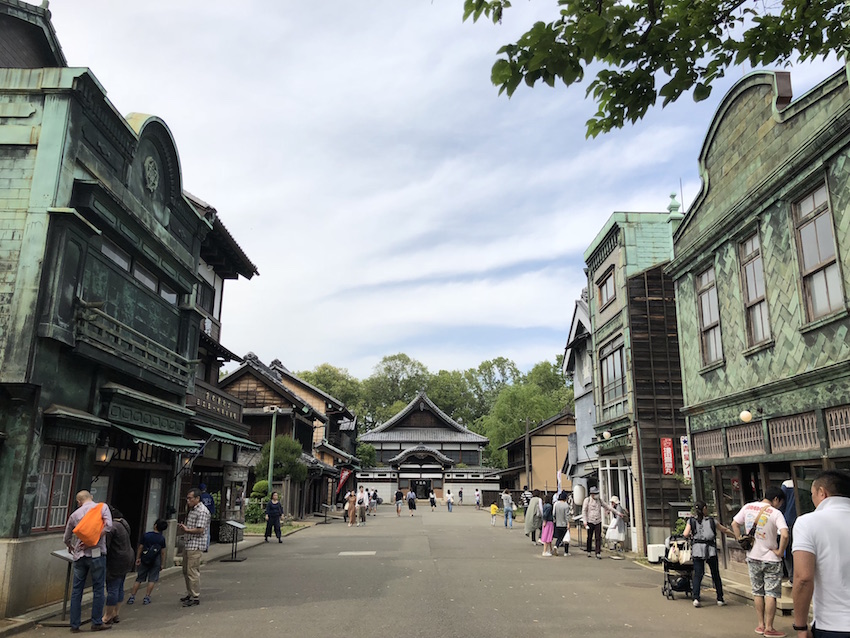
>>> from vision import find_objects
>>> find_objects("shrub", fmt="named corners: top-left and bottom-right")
top-left (250, 480), bottom-right (268, 499)
top-left (245, 500), bottom-right (265, 524)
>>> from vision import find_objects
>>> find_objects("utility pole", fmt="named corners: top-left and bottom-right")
top-left (264, 406), bottom-right (279, 495)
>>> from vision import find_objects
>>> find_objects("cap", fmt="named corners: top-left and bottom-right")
top-left (589, 486), bottom-right (600, 494)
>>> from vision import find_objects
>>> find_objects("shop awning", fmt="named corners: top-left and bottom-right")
top-left (113, 424), bottom-right (200, 453)
top-left (194, 424), bottom-right (260, 451)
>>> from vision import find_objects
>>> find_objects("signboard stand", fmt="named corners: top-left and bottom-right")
top-left (42, 549), bottom-right (89, 627)
top-left (220, 520), bottom-right (246, 562)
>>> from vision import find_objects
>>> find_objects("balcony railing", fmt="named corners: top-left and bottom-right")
top-left (75, 302), bottom-right (192, 387)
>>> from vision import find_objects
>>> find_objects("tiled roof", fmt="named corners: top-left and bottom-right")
top-left (360, 428), bottom-right (487, 444)
top-left (360, 391), bottom-right (488, 444)
top-left (388, 444), bottom-right (454, 465)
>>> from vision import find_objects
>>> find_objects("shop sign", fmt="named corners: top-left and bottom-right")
top-left (190, 381), bottom-right (242, 426)
top-left (680, 436), bottom-right (691, 480)
top-left (224, 465), bottom-right (248, 483)
top-left (661, 437), bottom-right (675, 475)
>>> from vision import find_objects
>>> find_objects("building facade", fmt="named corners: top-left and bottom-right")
top-left (358, 391), bottom-right (499, 504)
top-left (584, 207), bottom-right (689, 552)
top-left (667, 68), bottom-right (850, 575)
top-left (498, 410), bottom-right (575, 495)
top-left (563, 289), bottom-right (598, 502)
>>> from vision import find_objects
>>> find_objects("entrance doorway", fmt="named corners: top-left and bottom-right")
top-left (109, 468), bottom-right (148, 545)
top-left (411, 480), bottom-right (431, 499)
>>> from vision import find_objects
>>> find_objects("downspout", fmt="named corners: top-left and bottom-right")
top-left (634, 422), bottom-right (649, 555)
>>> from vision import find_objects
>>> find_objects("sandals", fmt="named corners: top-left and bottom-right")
top-left (126, 595), bottom-right (135, 605)
top-left (143, 596), bottom-right (151, 605)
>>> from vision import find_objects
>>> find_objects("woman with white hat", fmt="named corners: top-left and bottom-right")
top-left (605, 495), bottom-right (629, 554)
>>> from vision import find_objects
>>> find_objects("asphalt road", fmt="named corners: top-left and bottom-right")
top-left (21, 506), bottom-right (776, 638)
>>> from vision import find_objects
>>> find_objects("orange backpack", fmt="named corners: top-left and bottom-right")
top-left (73, 503), bottom-right (105, 547)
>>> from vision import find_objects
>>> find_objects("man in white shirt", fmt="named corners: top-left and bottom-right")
top-left (792, 469), bottom-right (850, 638)
top-left (733, 486), bottom-right (789, 638)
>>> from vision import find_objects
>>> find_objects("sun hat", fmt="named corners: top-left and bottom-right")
top-left (610, 495), bottom-right (620, 504)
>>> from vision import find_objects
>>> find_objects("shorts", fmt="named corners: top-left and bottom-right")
top-left (135, 561), bottom-right (161, 583)
top-left (747, 559), bottom-right (782, 598)
top-left (396, 500), bottom-right (403, 509)
top-left (105, 576), bottom-right (125, 606)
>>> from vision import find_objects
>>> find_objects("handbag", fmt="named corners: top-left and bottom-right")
top-left (343, 501), bottom-right (349, 512)
top-left (739, 504), bottom-right (771, 551)
top-left (678, 544), bottom-right (692, 565)
top-left (667, 542), bottom-right (680, 563)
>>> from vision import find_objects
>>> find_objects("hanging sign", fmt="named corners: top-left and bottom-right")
top-left (661, 437), bottom-right (675, 475)
top-left (680, 436), bottom-right (691, 480)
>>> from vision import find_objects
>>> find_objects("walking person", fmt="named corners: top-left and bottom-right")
top-left (356, 486), bottom-right (368, 526)
top-left (347, 490), bottom-right (357, 527)
top-left (684, 501), bottom-right (732, 608)
top-left (458, 488), bottom-right (463, 506)
top-left (553, 491), bottom-right (571, 556)
top-left (475, 489), bottom-right (481, 510)
top-left (541, 498), bottom-right (555, 556)
top-left (370, 489), bottom-right (379, 515)
top-left (732, 486), bottom-right (789, 638)
top-left (792, 469), bottom-right (850, 638)
top-left (521, 486), bottom-right (533, 516)
top-left (102, 507), bottom-right (135, 625)
top-left (63, 490), bottom-right (113, 633)
top-left (395, 488), bottom-right (404, 517)
top-left (264, 491), bottom-right (284, 542)
top-left (490, 501), bottom-right (499, 526)
top-left (605, 496), bottom-right (630, 554)
top-left (127, 519), bottom-right (168, 606)
top-left (525, 489), bottom-right (543, 545)
top-left (582, 486), bottom-right (621, 559)
top-left (446, 490), bottom-right (454, 512)
top-left (179, 487), bottom-right (211, 607)
top-left (429, 490), bottom-right (437, 511)
top-left (407, 488), bottom-right (417, 516)
top-left (501, 489), bottom-right (515, 528)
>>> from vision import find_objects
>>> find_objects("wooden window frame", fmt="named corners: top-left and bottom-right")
top-left (793, 182), bottom-right (844, 321)
top-left (597, 266), bottom-right (616, 310)
top-left (696, 265), bottom-right (723, 365)
top-left (599, 339), bottom-right (626, 407)
top-left (32, 445), bottom-right (77, 532)
top-left (739, 232), bottom-right (771, 346)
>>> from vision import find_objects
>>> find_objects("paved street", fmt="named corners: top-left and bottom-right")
top-left (21, 507), bottom-right (773, 638)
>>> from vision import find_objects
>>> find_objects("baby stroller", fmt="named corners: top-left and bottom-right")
top-left (661, 536), bottom-right (693, 600)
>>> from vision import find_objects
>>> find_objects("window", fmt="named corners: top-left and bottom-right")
top-left (599, 339), bottom-right (626, 406)
top-left (132, 262), bottom-right (157, 292)
top-left (598, 271), bottom-right (615, 308)
top-left (740, 233), bottom-right (770, 345)
top-left (794, 183), bottom-right (843, 320)
top-left (197, 281), bottom-right (215, 315)
top-left (159, 282), bottom-right (178, 305)
top-left (101, 237), bottom-right (130, 271)
top-left (32, 445), bottom-right (76, 531)
top-left (696, 266), bottom-right (723, 364)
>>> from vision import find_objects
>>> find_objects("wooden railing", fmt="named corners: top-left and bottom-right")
top-left (75, 302), bottom-right (192, 387)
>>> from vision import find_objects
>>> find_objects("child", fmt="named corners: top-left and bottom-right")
top-left (490, 502), bottom-right (498, 526)
top-left (127, 519), bottom-right (168, 605)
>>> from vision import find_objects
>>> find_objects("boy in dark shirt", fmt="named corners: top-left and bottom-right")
top-left (127, 519), bottom-right (168, 605)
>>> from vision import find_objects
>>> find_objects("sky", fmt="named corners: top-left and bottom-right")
top-left (43, 1), bottom-right (840, 380)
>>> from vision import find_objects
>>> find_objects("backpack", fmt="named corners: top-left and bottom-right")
top-left (690, 517), bottom-right (717, 546)
top-left (72, 503), bottom-right (105, 547)
top-left (140, 543), bottom-right (161, 565)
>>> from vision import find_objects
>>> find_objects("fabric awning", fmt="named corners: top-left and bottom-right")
top-left (113, 424), bottom-right (200, 453)
top-left (194, 424), bottom-right (260, 451)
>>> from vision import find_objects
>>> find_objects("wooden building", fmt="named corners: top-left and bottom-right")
top-left (498, 410), bottom-right (575, 495)
top-left (583, 206), bottom-right (689, 552)
top-left (358, 391), bottom-right (499, 504)
top-left (666, 68), bottom-right (850, 575)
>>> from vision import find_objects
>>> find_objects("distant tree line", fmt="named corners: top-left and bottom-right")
top-left (297, 353), bottom-right (574, 468)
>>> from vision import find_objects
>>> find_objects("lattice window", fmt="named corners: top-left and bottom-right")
top-left (727, 423), bottom-right (765, 457)
top-left (769, 412), bottom-right (819, 453)
top-left (693, 430), bottom-right (724, 460)
top-left (825, 405), bottom-right (850, 448)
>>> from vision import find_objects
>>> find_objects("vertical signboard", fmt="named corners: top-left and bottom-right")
top-left (661, 437), bottom-right (675, 475)
top-left (680, 436), bottom-right (692, 481)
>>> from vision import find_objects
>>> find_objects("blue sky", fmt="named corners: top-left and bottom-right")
top-left (45, 1), bottom-right (840, 379)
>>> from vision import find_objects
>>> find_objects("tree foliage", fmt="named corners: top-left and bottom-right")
top-left (255, 436), bottom-right (307, 484)
top-left (361, 353), bottom-right (431, 427)
top-left (426, 369), bottom-right (479, 425)
top-left (295, 363), bottom-right (362, 410)
top-left (356, 443), bottom-right (377, 468)
top-left (463, 0), bottom-right (850, 136)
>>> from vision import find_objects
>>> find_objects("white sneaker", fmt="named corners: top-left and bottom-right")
top-left (717, 601), bottom-right (726, 607)
top-left (542, 552), bottom-right (552, 557)
top-left (693, 600), bottom-right (701, 608)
